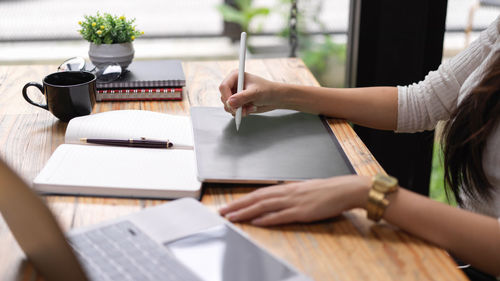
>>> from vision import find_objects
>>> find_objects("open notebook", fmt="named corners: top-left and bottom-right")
top-left (33, 110), bottom-right (202, 199)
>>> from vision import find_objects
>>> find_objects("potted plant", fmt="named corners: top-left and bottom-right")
top-left (78, 12), bottom-right (144, 70)
top-left (217, 0), bottom-right (270, 53)
top-left (279, 0), bottom-right (346, 87)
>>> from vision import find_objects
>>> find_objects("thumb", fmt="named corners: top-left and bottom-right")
top-left (227, 89), bottom-right (258, 108)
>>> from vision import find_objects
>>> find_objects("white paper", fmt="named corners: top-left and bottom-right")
top-left (34, 144), bottom-right (201, 198)
top-left (65, 110), bottom-right (194, 148)
top-left (34, 110), bottom-right (201, 198)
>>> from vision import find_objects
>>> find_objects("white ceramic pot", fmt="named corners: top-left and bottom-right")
top-left (88, 42), bottom-right (134, 70)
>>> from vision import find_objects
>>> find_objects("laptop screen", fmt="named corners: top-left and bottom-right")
top-left (165, 225), bottom-right (297, 281)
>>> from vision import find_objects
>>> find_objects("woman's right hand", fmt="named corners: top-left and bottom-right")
top-left (219, 70), bottom-right (284, 116)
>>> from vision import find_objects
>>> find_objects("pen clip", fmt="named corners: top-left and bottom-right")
top-left (140, 137), bottom-right (167, 141)
top-left (139, 137), bottom-right (172, 148)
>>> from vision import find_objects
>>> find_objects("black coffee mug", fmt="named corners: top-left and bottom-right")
top-left (22, 71), bottom-right (97, 122)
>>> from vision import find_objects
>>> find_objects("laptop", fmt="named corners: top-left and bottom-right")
top-left (0, 158), bottom-right (311, 281)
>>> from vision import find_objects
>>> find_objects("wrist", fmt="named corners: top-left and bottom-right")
top-left (365, 174), bottom-right (399, 222)
top-left (350, 176), bottom-right (372, 210)
top-left (274, 83), bottom-right (307, 111)
top-left (272, 82), bottom-right (294, 109)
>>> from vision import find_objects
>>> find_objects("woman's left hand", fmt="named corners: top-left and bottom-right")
top-left (219, 175), bottom-right (371, 226)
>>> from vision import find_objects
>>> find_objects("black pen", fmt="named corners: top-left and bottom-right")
top-left (80, 137), bottom-right (173, 148)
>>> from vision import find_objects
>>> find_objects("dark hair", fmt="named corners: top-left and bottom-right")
top-left (442, 53), bottom-right (500, 206)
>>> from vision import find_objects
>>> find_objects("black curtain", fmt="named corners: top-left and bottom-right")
top-left (354, 0), bottom-right (448, 195)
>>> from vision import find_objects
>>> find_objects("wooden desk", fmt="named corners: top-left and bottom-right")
top-left (0, 59), bottom-right (467, 281)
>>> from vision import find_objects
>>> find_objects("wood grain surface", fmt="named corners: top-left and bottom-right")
top-left (0, 59), bottom-right (467, 281)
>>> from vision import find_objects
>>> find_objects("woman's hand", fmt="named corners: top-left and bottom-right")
top-left (219, 71), bottom-right (284, 116)
top-left (219, 175), bottom-right (371, 226)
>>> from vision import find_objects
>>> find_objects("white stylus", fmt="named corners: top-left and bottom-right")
top-left (235, 32), bottom-right (247, 131)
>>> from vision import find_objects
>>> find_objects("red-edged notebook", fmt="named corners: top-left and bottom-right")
top-left (96, 88), bottom-right (183, 101)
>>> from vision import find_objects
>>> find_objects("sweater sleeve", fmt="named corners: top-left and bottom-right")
top-left (396, 16), bottom-right (499, 133)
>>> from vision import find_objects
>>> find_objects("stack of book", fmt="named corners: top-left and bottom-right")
top-left (96, 60), bottom-right (185, 101)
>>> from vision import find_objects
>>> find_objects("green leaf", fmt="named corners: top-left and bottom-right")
top-left (247, 7), bottom-right (270, 19)
top-left (217, 4), bottom-right (246, 27)
top-left (78, 11), bottom-right (143, 44)
top-left (235, 0), bottom-right (252, 10)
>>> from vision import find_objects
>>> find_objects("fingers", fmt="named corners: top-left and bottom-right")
top-left (219, 70), bottom-right (239, 103)
top-left (251, 208), bottom-right (299, 226)
top-left (219, 185), bottom-right (289, 215)
top-left (242, 104), bottom-right (257, 116)
top-left (252, 105), bottom-right (275, 114)
top-left (223, 99), bottom-right (256, 116)
top-left (230, 101), bottom-right (260, 117)
top-left (227, 88), bottom-right (258, 109)
top-left (219, 71), bottom-right (275, 116)
top-left (224, 100), bottom-right (235, 115)
top-left (219, 184), bottom-right (300, 225)
top-left (220, 70), bottom-right (257, 115)
top-left (225, 197), bottom-right (290, 222)
top-left (241, 105), bottom-right (276, 116)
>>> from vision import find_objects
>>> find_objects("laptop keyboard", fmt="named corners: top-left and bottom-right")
top-left (68, 220), bottom-right (201, 281)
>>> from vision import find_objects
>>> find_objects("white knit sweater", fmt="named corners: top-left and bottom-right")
top-left (396, 16), bottom-right (500, 218)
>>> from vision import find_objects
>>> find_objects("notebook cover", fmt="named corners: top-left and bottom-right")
top-left (190, 107), bottom-right (355, 183)
top-left (97, 60), bottom-right (186, 89)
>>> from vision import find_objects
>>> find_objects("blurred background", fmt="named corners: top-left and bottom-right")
top-left (0, 0), bottom-right (498, 203)
top-left (0, 0), bottom-right (497, 87)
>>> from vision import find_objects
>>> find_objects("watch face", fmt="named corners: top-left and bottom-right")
top-left (373, 174), bottom-right (398, 193)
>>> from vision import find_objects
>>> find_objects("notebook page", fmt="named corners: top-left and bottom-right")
top-left (33, 144), bottom-right (201, 198)
top-left (65, 110), bottom-right (193, 148)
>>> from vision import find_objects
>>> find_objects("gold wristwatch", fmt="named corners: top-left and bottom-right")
top-left (366, 173), bottom-right (398, 222)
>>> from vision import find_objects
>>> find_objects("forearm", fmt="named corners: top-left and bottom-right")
top-left (382, 188), bottom-right (500, 275)
top-left (276, 84), bottom-right (398, 130)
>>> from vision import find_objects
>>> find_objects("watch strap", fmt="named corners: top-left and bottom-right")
top-left (366, 174), bottom-right (398, 222)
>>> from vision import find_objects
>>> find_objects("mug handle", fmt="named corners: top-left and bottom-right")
top-left (22, 82), bottom-right (48, 110)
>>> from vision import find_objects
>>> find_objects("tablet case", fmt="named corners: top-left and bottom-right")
top-left (191, 107), bottom-right (355, 183)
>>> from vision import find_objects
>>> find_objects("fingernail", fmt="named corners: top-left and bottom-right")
top-left (251, 218), bottom-right (263, 225)
top-left (228, 97), bottom-right (238, 108)
top-left (225, 213), bottom-right (237, 221)
top-left (226, 100), bottom-right (233, 110)
top-left (219, 205), bottom-right (228, 213)
top-left (248, 105), bottom-right (257, 113)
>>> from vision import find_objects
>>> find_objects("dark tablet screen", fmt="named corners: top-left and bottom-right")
top-left (190, 107), bottom-right (354, 183)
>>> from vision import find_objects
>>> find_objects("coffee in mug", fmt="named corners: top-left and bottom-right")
top-left (22, 71), bottom-right (96, 122)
